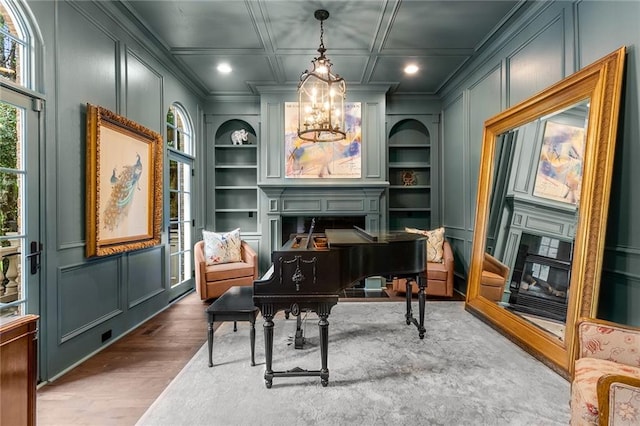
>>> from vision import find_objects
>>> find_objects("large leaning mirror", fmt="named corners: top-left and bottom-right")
top-left (465, 47), bottom-right (626, 378)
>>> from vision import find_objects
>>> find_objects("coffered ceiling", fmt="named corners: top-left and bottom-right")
top-left (120, 0), bottom-right (529, 97)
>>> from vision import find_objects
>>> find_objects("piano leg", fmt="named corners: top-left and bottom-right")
top-left (403, 276), bottom-right (427, 339)
top-left (404, 280), bottom-right (413, 325)
top-left (207, 320), bottom-right (214, 368)
top-left (250, 318), bottom-right (256, 367)
top-left (294, 313), bottom-right (305, 349)
top-left (417, 275), bottom-right (426, 339)
top-left (263, 315), bottom-right (274, 388)
top-left (318, 313), bottom-right (330, 387)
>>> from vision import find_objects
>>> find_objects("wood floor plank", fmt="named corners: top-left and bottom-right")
top-left (37, 291), bottom-right (209, 426)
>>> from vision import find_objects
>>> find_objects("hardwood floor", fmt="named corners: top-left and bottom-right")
top-left (36, 287), bottom-right (462, 425)
top-left (37, 291), bottom-right (210, 426)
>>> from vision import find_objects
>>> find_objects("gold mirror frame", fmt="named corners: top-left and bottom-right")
top-left (465, 47), bottom-right (626, 377)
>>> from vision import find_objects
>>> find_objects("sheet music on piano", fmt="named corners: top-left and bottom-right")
top-left (261, 264), bottom-right (274, 280)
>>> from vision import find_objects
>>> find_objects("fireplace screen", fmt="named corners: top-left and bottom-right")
top-left (509, 234), bottom-right (572, 321)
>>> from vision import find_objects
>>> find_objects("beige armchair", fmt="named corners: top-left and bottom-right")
top-left (392, 240), bottom-right (454, 297)
top-left (571, 318), bottom-right (640, 425)
top-left (194, 240), bottom-right (258, 300)
top-left (479, 252), bottom-right (510, 302)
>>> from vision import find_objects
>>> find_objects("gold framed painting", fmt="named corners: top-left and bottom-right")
top-left (85, 104), bottom-right (163, 257)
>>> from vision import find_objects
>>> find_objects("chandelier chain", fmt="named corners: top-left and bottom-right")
top-left (318, 20), bottom-right (325, 51)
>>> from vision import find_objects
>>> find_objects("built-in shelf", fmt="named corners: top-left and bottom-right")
top-left (214, 164), bottom-right (257, 168)
top-left (387, 118), bottom-right (432, 231)
top-left (215, 208), bottom-right (259, 213)
top-left (388, 185), bottom-right (431, 189)
top-left (213, 119), bottom-right (258, 233)
top-left (388, 162), bottom-right (430, 168)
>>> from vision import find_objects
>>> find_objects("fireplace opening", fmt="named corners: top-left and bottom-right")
top-left (508, 233), bottom-right (573, 322)
top-left (281, 215), bottom-right (366, 243)
top-left (281, 215), bottom-right (378, 292)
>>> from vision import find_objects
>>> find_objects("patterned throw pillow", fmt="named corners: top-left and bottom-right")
top-left (405, 226), bottom-right (445, 263)
top-left (202, 228), bottom-right (242, 265)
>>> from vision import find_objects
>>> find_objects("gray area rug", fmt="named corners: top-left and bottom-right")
top-left (137, 301), bottom-right (570, 426)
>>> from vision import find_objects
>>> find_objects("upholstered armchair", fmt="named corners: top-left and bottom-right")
top-left (571, 318), bottom-right (640, 425)
top-left (194, 240), bottom-right (258, 301)
top-left (479, 252), bottom-right (510, 302)
top-left (392, 239), bottom-right (454, 297)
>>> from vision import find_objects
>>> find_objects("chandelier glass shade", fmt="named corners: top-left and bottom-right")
top-left (297, 10), bottom-right (346, 143)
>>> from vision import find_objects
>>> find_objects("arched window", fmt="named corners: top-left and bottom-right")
top-left (166, 104), bottom-right (195, 297)
top-left (166, 104), bottom-right (193, 155)
top-left (1, 0), bottom-right (32, 88)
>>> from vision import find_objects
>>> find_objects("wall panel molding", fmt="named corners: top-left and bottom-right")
top-left (55, 1), bottom-right (119, 249)
top-left (58, 259), bottom-right (122, 343)
top-left (125, 47), bottom-right (163, 131)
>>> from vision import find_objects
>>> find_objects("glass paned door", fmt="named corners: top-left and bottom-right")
top-left (168, 153), bottom-right (193, 299)
top-left (0, 87), bottom-right (41, 318)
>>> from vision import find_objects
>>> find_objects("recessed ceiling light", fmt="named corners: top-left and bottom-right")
top-left (404, 64), bottom-right (419, 75)
top-left (217, 63), bottom-right (232, 74)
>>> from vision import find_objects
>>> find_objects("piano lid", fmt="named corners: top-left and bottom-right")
top-left (325, 227), bottom-right (426, 246)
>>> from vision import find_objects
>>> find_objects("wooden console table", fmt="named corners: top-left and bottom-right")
top-left (1, 314), bottom-right (39, 426)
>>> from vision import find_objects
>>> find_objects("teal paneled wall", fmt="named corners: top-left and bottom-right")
top-left (56, 0), bottom-right (119, 245)
top-left (442, 95), bottom-right (466, 231)
top-left (507, 13), bottom-right (565, 106)
top-left (125, 49), bottom-right (163, 131)
top-left (440, 0), bottom-right (640, 325)
top-left (576, 0), bottom-right (640, 325)
top-left (25, 0), bottom-right (204, 379)
top-left (467, 66), bottom-right (503, 231)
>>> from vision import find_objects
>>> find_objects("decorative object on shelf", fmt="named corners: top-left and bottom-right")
top-left (231, 129), bottom-right (249, 145)
top-left (85, 104), bottom-right (163, 257)
top-left (297, 9), bottom-right (346, 143)
top-left (402, 170), bottom-right (417, 186)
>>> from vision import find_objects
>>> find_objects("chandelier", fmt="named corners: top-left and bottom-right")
top-left (297, 9), bottom-right (346, 143)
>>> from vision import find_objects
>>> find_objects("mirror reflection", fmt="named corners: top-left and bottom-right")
top-left (483, 100), bottom-right (589, 342)
top-left (466, 47), bottom-right (625, 376)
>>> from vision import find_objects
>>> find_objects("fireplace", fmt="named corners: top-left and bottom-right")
top-left (508, 233), bottom-right (572, 321)
top-left (281, 215), bottom-right (366, 243)
top-left (258, 184), bottom-right (387, 274)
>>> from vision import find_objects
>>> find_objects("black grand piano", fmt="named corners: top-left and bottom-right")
top-left (253, 223), bottom-right (428, 388)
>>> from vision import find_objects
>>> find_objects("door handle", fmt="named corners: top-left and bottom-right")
top-left (24, 241), bottom-right (42, 275)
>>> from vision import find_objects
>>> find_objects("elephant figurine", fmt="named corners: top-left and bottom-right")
top-left (231, 129), bottom-right (249, 145)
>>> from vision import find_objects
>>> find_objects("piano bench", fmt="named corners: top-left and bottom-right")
top-left (206, 286), bottom-right (259, 368)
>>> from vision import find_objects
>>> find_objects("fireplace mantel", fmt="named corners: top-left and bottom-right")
top-left (258, 182), bottom-right (389, 263)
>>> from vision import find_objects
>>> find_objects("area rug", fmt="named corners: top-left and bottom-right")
top-left (137, 301), bottom-right (570, 425)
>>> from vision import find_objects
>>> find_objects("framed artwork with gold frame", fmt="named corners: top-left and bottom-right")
top-left (85, 104), bottom-right (163, 257)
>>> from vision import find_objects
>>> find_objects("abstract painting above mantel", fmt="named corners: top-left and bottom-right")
top-left (533, 120), bottom-right (585, 205)
top-left (284, 102), bottom-right (361, 178)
